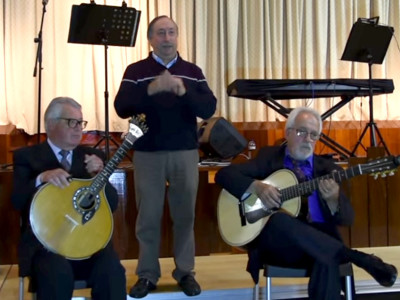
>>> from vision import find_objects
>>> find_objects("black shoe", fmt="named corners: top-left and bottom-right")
top-left (129, 278), bottom-right (156, 298)
top-left (355, 253), bottom-right (398, 287)
top-left (178, 275), bottom-right (201, 296)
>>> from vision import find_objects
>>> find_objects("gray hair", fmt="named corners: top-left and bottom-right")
top-left (285, 107), bottom-right (322, 133)
top-left (44, 97), bottom-right (81, 131)
top-left (147, 15), bottom-right (179, 39)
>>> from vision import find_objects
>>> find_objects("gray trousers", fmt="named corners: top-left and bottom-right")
top-left (133, 150), bottom-right (199, 284)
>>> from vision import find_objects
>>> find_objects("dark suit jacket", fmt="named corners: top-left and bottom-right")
top-left (215, 145), bottom-right (354, 226)
top-left (12, 141), bottom-right (119, 276)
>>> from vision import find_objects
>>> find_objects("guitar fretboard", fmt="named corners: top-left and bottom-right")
top-left (281, 157), bottom-right (397, 201)
top-left (90, 139), bottom-right (135, 194)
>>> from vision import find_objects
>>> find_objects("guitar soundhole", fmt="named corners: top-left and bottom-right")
top-left (80, 193), bottom-right (95, 209)
top-left (73, 187), bottom-right (100, 214)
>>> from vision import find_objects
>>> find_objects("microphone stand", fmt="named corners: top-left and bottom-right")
top-left (33, 1), bottom-right (48, 144)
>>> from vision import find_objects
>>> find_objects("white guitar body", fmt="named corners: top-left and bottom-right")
top-left (217, 169), bottom-right (300, 247)
top-left (217, 155), bottom-right (400, 248)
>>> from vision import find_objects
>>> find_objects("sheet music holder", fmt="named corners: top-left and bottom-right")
top-left (341, 17), bottom-right (394, 156)
top-left (341, 17), bottom-right (393, 64)
top-left (68, 3), bottom-right (140, 47)
top-left (67, 3), bottom-right (141, 160)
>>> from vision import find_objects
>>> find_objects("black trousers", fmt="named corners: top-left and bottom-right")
top-left (253, 213), bottom-right (350, 300)
top-left (31, 244), bottom-right (126, 300)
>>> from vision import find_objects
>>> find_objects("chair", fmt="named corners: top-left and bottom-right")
top-left (253, 262), bottom-right (354, 300)
top-left (19, 276), bottom-right (90, 300)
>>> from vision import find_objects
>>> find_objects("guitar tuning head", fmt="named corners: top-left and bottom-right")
top-left (137, 113), bottom-right (146, 122)
top-left (129, 114), bottom-right (149, 133)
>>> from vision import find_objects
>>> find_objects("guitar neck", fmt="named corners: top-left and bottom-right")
top-left (90, 139), bottom-right (135, 194)
top-left (281, 164), bottom-right (362, 202)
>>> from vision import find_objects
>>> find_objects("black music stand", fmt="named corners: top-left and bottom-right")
top-left (67, 3), bottom-right (140, 160)
top-left (341, 17), bottom-right (394, 156)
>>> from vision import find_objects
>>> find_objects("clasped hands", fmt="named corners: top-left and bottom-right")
top-left (147, 70), bottom-right (186, 96)
top-left (39, 154), bottom-right (104, 188)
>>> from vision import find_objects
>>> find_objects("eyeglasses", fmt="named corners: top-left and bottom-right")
top-left (289, 128), bottom-right (320, 141)
top-left (58, 118), bottom-right (88, 129)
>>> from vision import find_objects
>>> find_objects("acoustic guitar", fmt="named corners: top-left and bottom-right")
top-left (29, 115), bottom-right (148, 260)
top-left (217, 155), bottom-right (400, 247)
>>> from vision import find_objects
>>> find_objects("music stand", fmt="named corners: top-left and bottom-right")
top-left (67, 3), bottom-right (141, 160)
top-left (341, 17), bottom-right (394, 156)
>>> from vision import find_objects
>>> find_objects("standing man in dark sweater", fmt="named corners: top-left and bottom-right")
top-left (114, 16), bottom-right (217, 298)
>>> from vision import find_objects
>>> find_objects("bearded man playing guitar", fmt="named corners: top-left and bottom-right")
top-left (12, 97), bottom-right (126, 300)
top-left (215, 106), bottom-right (397, 300)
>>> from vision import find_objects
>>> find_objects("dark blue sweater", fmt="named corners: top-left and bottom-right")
top-left (114, 53), bottom-right (217, 151)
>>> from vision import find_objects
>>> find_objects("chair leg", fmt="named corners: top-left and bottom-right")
top-left (344, 275), bottom-right (353, 300)
top-left (266, 277), bottom-right (272, 300)
top-left (19, 277), bottom-right (24, 300)
top-left (253, 282), bottom-right (259, 300)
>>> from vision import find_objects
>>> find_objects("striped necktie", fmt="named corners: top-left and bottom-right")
top-left (59, 150), bottom-right (71, 171)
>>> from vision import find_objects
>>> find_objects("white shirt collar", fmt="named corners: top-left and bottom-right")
top-left (152, 52), bottom-right (178, 69)
top-left (47, 138), bottom-right (72, 163)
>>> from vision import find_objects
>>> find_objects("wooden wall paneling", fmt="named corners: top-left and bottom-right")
top-left (345, 127), bottom-right (361, 157)
top-left (348, 128), bottom-right (361, 155)
top-left (347, 157), bottom-right (370, 248)
top-left (195, 170), bottom-right (231, 255)
top-left (337, 124), bottom-right (356, 156)
top-left (350, 126), bottom-right (371, 157)
top-left (346, 128), bottom-right (361, 157)
top-left (339, 178), bottom-right (352, 247)
top-left (367, 174), bottom-right (389, 246)
top-left (376, 127), bottom-right (393, 154)
top-left (3, 121), bottom-right (400, 165)
top-left (386, 128), bottom-right (400, 154)
top-left (318, 126), bottom-right (340, 155)
top-left (110, 168), bottom-right (139, 259)
top-left (0, 169), bottom-right (19, 264)
top-left (387, 170), bottom-right (400, 245)
top-left (0, 124), bottom-right (16, 164)
top-left (367, 148), bottom-right (389, 247)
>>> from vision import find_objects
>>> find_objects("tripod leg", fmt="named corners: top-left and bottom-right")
top-left (109, 135), bottom-right (133, 160)
top-left (370, 122), bottom-right (377, 147)
top-left (351, 124), bottom-right (370, 156)
top-left (373, 124), bottom-right (391, 156)
top-left (108, 135), bottom-right (121, 148)
top-left (319, 133), bottom-right (353, 160)
top-left (93, 133), bottom-right (127, 160)
top-left (94, 135), bottom-right (106, 148)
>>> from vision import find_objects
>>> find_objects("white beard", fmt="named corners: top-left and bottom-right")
top-left (291, 143), bottom-right (313, 160)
